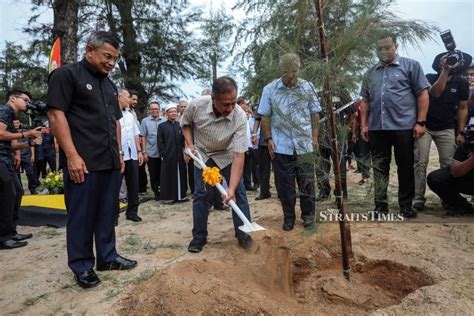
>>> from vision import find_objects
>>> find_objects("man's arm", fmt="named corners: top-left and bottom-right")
top-left (134, 135), bottom-right (144, 166)
top-left (413, 88), bottom-right (429, 139)
top-left (116, 121), bottom-right (125, 173)
top-left (311, 113), bottom-right (319, 150)
top-left (48, 108), bottom-right (88, 183)
top-left (450, 154), bottom-right (474, 178)
top-left (456, 100), bottom-right (468, 144)
top-left (359, 98), bottom-right (370, 141)
top-left (251, 119), bottom-right (260, 145)
top-left (182, 124), bottom-right (195, 154)
top-left (0, 122), bottom-right (42, 142)
top-left (260, 116), bottom-right (276, 159)
top-left (429, 55), bottom-right (450, 98)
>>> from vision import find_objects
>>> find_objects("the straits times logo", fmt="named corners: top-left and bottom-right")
top-left (320, 209), bottom-right (405, 222)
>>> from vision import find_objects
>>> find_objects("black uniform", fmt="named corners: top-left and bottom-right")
top-left (47, 58), bottom-right (123, 274)
top-left (157, 119), bottom-right (187, 201)
top-left (0, 104), bottom-right (24, 242)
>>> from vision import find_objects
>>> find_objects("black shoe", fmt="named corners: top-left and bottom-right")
top-left (400, 207), bottom-right (417, 218)
top-left (245, 186), bottom-right (257, 191)
top-left (0, 239), bottom-right (28, 250)
top-left (315, 192), bottom-right (330, 202)
top-left (255, 194), bottom-right (271, 201)
top-left (154, 193), bottom-right (161, 201)
top-left (412, 202), bottom-right (424, 212)
top-left (12, 233), bottom-right (33, 241)
top-left (303, 218), bottom-right (315, 230)
top-left (237, 234), bottom-right (253, 250)
top-left (97, 255), bottom-right (137, 271)
top-left (282, 221), bottom-right (295, 231)
top-left (126, 215), bottom-right (142, 222)
top-left (188, 239), bottom-right (207, 253)
top-left (372, 205), bottom-right (388, 220)
top-left (75, 269), bottom-right (101, 289)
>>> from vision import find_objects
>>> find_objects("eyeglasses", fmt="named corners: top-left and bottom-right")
top-left (14, 95), bottom-right (31, 103)
top-left (95, 48), bottom-right (120, 63)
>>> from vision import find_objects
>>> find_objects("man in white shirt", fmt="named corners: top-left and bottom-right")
top-left (118, 88), bottom-right (144, 222)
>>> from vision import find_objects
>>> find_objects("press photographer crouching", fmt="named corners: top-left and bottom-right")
top-left (427, 117), bottom-right (474, 216)
top-left (0, 89), bottom-right (43, 250)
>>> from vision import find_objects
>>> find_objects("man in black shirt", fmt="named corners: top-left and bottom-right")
top-left (47, 31), bottom-right (137, 289)
top-left (427, 119), bottom-right (474, 215)
top-left (413, 52), bottom-right (471, 211)
top-left (0, 89), bottom-right (42, 250)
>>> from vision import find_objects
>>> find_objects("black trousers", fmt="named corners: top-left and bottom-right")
top-left (124, 159), bottom-right (139, 217)
top-left (17, 157), bottom-right (38, 193)
top-left (35, 152), bottom-right (57, 179)
top-left (369, 130), bottom-right (414, 209)
top-left (272, 153), bottom-right (315, 223)
top-left (244, 148), bottom-right (259, 188)
top-left (0, 162), bottom-right (22, 242)
top-left (354, 138), bottom-right (371, 178)
top-left (147, 157), bottom-right (161, 197)
top-left (138, 163), bottom-right (148, 193)
top-left (258, 145), bottom-right (271, 196)
top-left (65, 169), bottom-right (120, 273)
top-left (427, 167), bottom-right (474, 207)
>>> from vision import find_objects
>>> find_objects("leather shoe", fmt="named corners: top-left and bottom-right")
top-left (255, 194), bottom-right (271, 201)
top-left (400, 207), bottom-right (417, 218)
top-left (188, 239), bottom-right (207, 253)
top-left (282, 221), bottom-right (294, 231)
top-left (75, 269), bottom-right (101, 289)
top-left (97, 255), bottom-right (137, 271)
top-left (12, 233), bottom-right (33, 241)
top-left (237, 234), bottom-right (253, 250)
top-left (372, 205), bottom-right (388, 220)
top-left (0, 239), bottom-right (28, 250)
top-left (303, 218), bottom-right (316, 230)
top-left (412, 202), bottom-right (424, 212)
top-left (126, 215), bottom-right (142, 222)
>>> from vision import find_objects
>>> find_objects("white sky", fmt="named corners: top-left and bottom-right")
top-left (1, 0), bottom-right (473, 98)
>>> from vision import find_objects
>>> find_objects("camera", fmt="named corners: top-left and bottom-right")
top-left (440, 30), bottom-right (464, 67)
top-left (27, 100), bottom-right (48, 115)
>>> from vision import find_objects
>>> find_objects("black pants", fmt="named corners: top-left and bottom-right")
top-left (147, 157), bottom-right (161, 198)
top-left (17, 157), bottom-right (38, 193)
top-left (0, 162), bottom-right (22, 242)
top-left (427, 167), bottom-right (474, 207)
top-left (272, 153), bottom-right (315, 223)
top-left (369, 130), bottom-right (414, 209)
top-left (354, 138), bottom-right (371, 179)
top-left (65, 169), bottom-right (120, 273)
top-left (258, 145), bottom-right (271, 196)
top-left (123, 159), bottom-right (139, 217)
top-left (138, 163), bottom-right (148, 193)
top-left (35, 153), bottom-right (57, 179)
top-left (244, 148), bottom-right (259, 189)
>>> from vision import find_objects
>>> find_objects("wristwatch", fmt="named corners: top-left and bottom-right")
top-left (415, 121), bottom-right (426, 127)
top-left (119, 150), bottom-right (124, 156)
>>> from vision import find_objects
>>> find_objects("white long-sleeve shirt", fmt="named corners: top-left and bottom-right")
top-left (120, 109), bottom-right (141, 161)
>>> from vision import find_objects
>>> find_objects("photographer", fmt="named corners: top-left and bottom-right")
top-left (13, 119), bottom-right (38, 194)
top-left (0, 89), bottom-right (42, 250)
top-left (413, 51), bottom-right (471, 212)
top-left (427, 118), bottom-right (474, 216)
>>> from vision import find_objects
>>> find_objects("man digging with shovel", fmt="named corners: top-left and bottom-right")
top-left (181, 76), bottom-right (255, 253)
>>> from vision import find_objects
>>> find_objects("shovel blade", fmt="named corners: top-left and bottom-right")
top-left (238, 222), bottom-right (266, 233)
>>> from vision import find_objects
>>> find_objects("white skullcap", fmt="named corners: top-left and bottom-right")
top-left (165, 103), bottom-right (178, 112)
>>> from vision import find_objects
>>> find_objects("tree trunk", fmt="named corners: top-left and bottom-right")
top-left (211, 53), bottom-right (217, 82)
top-left (52, 0), bottom-right (80, 65)
top-left (109, 0), bottom-right (148, 120)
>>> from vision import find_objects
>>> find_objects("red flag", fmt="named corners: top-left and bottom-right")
top-left (48, 37), bottom-right (61, 74)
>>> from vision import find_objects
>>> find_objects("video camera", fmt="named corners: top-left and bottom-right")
top-left (27, 100), bottom-right (48, 116)
top-left (440, 30), bottom-right (465, 68)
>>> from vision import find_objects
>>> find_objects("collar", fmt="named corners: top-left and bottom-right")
top-left (80, 58), bottom-right (108, 78)
top-left (275, 78), bottom-right (302, 90)
top-left (206, 96), bottom-right (234, 121)
top-left (376, 54), bottom-right (401, 69)
top-left (149, 115), bottom-right (161, 121)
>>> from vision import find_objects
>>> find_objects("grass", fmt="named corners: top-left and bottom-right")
top-left (133, 269), bottom-right (157, 285)
top-left (23, 293), bottom-right (50, 306)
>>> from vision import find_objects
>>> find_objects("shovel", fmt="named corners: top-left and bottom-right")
top-left (185, 148), bottom-right (265, 233)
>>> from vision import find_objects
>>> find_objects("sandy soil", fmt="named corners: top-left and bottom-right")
top-left (1, 148), bottom-right (473, 315)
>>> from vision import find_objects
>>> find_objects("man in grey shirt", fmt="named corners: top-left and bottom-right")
top-left (360, 33), bottom-right (430, 218)
top-left (140, 102), bottom-right (165, 200)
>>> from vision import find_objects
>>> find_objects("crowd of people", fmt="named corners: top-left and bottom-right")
top-left (0, 30), bottom-right (473, 290)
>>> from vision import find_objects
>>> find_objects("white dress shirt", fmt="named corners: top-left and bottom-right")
top-left (120, 109), bottom-right (141, 161)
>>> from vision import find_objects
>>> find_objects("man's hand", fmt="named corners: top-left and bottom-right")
top-left (183, 151), bottom-right (190, 164)
top-left (361, 125), bottom-right (369, 142)
top-left (120, 155), bottom-right (125, 174)
top-left (455, 134), bottom-right (465, 145)
top-left (32, 136), bottom-right (43, 145)
top-left (14, 152), bottom-right (20, 169)
top-left (143, 152), bottom-right (148, 163)
top-left (251, 135), bottom-right (258, 146)
top-left (67, 154), bottom-right (88, 183)
top-left (267, 139), bottom-right (276, 160)
top-left (413, 124), bottom-right (425, 140)
top-left (26, 127), bottom-right (42, 138)
top-left (30, 155), bottom-right (35, 163)
top-left (223, 187), bottom-right (235, 204)
top-left (138, 152), bottom-right (144, 166)
top-left (184, 145), bottom-right (198, 157)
